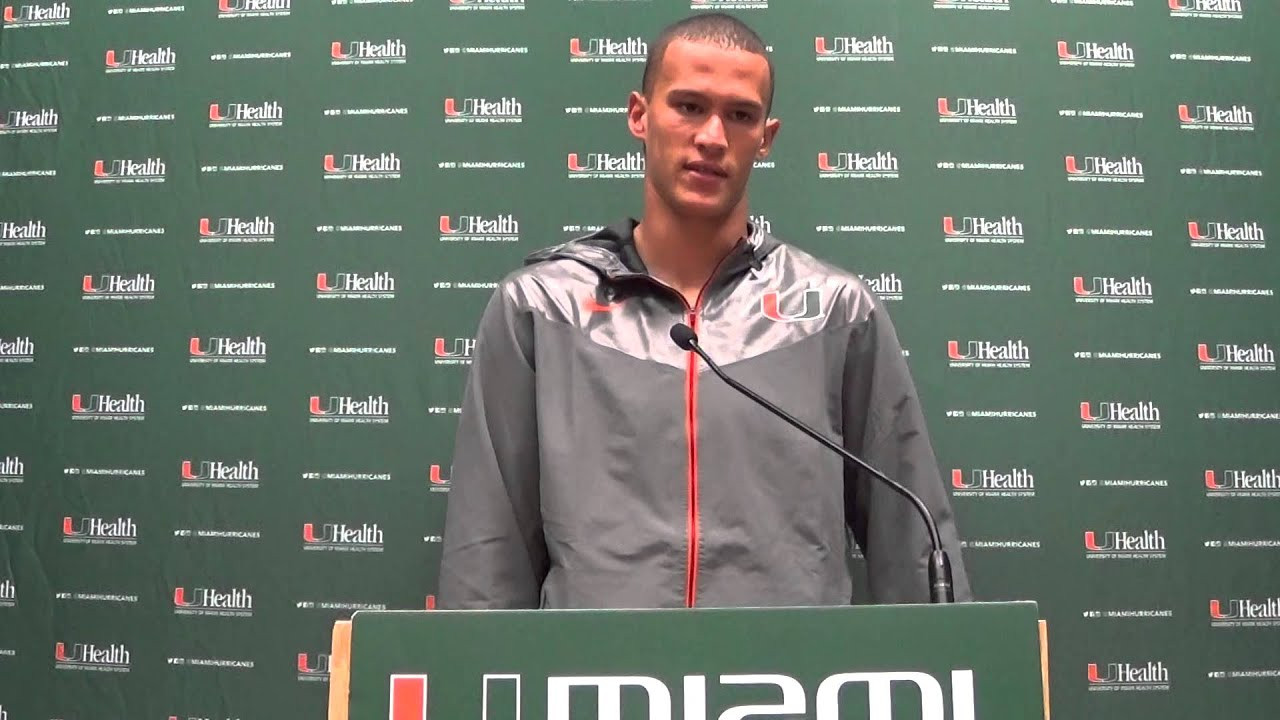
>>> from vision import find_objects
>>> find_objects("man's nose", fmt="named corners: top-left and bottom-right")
top-left (694, 115), bottom-right (728, 153)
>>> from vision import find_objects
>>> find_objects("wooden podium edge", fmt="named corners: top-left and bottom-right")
top-left (328, 620), bottom-right (352, 720)
top-left (1039, 618), bottom-right (1051, 720)
top-left (326, 615), bottom-right (1052, 720)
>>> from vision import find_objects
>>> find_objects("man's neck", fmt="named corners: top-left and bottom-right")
top-left (633, 203), bottom-right (749, 306)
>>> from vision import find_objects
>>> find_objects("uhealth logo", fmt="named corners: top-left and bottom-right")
top-left (934, 0), bottom-right (1008, 9)
top-left (1198, 342), bottom-right (1275, 371)
top-left (1057, 41), bottom-right (1135, 68)
top-left (331, 39), bottom-right (407, 65)
top-left (567, 152), bottom-right (644, 179)
top-left (947, 340), bottom-right (1030, 369)
top-left (174, 586), bottom-right (253, 616)
top-left (217, 0), bottom-right (291, 18)
top-left (749, 214), bottom-right (772, 235)
top-left (692, 0), bottom-right (769, 9)
top-left (1169, 0), bottom-right (1243, 19)
top-left (1205, 468), bottom-right (1280, 497)
top-left (55, 642), bottom-right (131, 672)
top-left (569, 37), bottom-right (647, 63)
top-left (1073, 276), bottom-right (1153, 304)
top-left (62, 516), bottom-right (139, 545)
top-left (199, 216), bottom-right (275, 244)
top-left (943, 215), bottom-right (1023, 244)
top-left (302, 523), bottom-right (384, 552)
top-left (449, 0), bottom-right (525, 10)
top-left (297, 652), bottom-right (331, 681)
top-left (0, 576), bottom-right (14, 606)
top-left (443, 97), bottom-right (522, 124)
top-left (1080, 401), bottom-right (1161, 430)
top-left (1210, 597), bottom-right (1280, 627)
top-left (951, 468), bottom-right (1035, 497)
top-left (71, 393), bottom-right (146, 421)
top-left (182, 459), bottom-right (260, 488)
top-left (937, 97), bottom-right (1016, 124)
top-left (2, 2), bottom-right (70, 27)
top-left (434, 338), bottom-right (475, 365)
top-left (817, 151), bottom-right (899, 179)
top-left (308, 395), bottom-right (390, 423)
top-left (1188, 220), bottom-right (1264, 249)
top-left (815, 35), bottom-right (895, 62)
top-left (0, 108), bottom-right (59, 134)
top-left (82, 273), bottom-right (156, 300)
top-left (105, 47), bottom-right (176, 73)
top-left (0, 337), bottom-right (34, 363)
top-left (1087, 661), bottom-right (1170, 691)
top-left (93, 158), bottom-right (166, 184)
top-left (0, 219), bottom-right (46, 246)
top-left (190, 336), bottom-right (267, 364)
top-left (0, 456), bottom-right (22, 484)
top-left (1084, 530), bottom-right (1166, 559)
top-left (860, 272), bottom-right (903, 301)
top-left (316, 272), bottom-right (396, 299)
top-left (209, 101), bottom-right (283, 128)
top-left (1065, 155), bottom-right (1143, 182)
top-left (323, 153), bottom-right (401, 180)
top-left (1178, 103), bottom-right (1253, 131)
top-left (439, 214), bottom-right (519, 242)
top-left (429, 464), bottom-right (451, 492)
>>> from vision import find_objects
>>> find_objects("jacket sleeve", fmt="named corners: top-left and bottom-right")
top-left (436, 283), bottom-right (548, 608)
top-left (842, 297), bottom-right (973, 603)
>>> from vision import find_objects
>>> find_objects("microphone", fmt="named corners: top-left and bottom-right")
top-left (669, 322), bottom-right (955, 604)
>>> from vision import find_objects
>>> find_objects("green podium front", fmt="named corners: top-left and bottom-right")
top-left (339, 601), bottom-right (1045, 719)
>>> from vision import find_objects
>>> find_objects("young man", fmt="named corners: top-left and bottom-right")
top-left (437, 13), bottom-right (971, 608)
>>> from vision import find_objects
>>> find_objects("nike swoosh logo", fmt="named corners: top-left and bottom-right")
top-left (583, 296), bottom-right (623, 312)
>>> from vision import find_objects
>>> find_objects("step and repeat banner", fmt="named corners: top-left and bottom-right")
top-left (1, 0), bottom-right (1276, 718)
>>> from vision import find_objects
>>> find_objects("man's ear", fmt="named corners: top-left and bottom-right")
top-left (627, 91), bottom-right (648, 145)
top-left (758, 117), bottom-right (781, 157)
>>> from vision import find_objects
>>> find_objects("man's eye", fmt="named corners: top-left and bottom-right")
top-left (678, 102), bottom-right (701, 114)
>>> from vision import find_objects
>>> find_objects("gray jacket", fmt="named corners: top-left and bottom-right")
top-left (437, 218), bottom-right (971, 608)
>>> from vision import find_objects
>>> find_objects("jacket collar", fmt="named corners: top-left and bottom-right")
top-left (524, 217), bottom-right (778, 284)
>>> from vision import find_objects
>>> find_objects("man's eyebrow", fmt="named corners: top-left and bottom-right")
top-left (666, 89), bottom-right (764, 111)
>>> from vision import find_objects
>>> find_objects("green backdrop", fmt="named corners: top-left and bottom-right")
top-left (1, 0), bottom-right (1277, 718)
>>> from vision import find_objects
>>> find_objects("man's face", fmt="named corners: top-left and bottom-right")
top-left (628, 39), bottom-right (780, 220)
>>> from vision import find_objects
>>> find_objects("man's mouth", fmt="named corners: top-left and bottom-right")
top-left (685, 161), bottom-right (728, 178)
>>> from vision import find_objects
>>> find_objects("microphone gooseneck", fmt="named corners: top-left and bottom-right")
top-left (669, 322), bottom-right (954, 604)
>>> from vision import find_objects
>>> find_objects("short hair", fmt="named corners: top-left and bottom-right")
top-left (641, 12), bottom-right (775, 116)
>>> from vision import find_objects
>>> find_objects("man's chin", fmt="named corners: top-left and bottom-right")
top-left (670, 192), bottom-right (736, 219)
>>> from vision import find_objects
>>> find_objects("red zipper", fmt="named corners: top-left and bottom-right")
top-left (680, 248), bottom-right (737, 609)
top-left (684, 306), bottom-right (701, 608)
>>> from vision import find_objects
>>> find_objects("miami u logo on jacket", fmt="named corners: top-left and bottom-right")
top-left (760, 287), bottom-right (824, 322)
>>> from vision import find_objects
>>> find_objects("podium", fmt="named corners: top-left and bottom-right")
top-left (328, 602), bottom-right (1050, 719)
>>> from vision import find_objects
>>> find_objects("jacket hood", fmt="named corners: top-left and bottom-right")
top-left (523, 217), bottom-right (781, 283)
